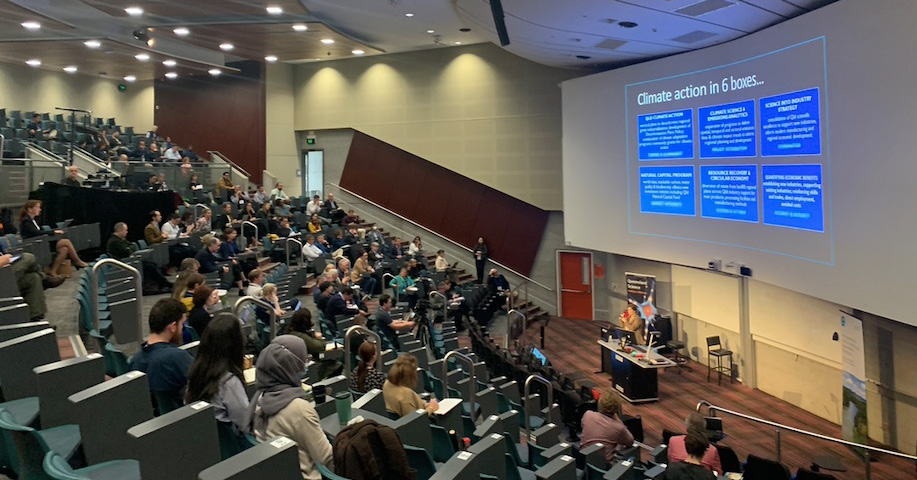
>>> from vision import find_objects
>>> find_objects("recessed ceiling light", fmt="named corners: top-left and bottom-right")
top-left (454, 41), bottom-right (462, 45)
top-left (292, 24), bottom-right (308, 32)
top-left (124, 6), bottom-right (143, 16)
top-left (63, 65), bottom-right (78, 73)
top-left (618, 21), bottom-right (638, 28)
top-left (173, 27), bottom-right (190, 36)
top-left (21, 21), bottom-right (41, 30)
top-left (219, 43), bottom-right (234, 51)
top-left (84, 40), bottom-right (101, 48)
top-left (405, 13), bottom-right (414, 17)
top-left (208, 68), bottom-right (221, 76)
top-left (165, 72), bottom-right (178, 79)
top-left (26, 59), bottom-right (41, 67)
top-left (135, 53), bottom-right (150, 61)
top-left (124, 75), bottom-right (137, 82)
top-left (321, 38), bottom-right (334, 45)
top-left (265, 55), bottom-right (278, 63)
top-left (162, 59), bottom-right (177, 67)
top-left (426, 29), bottom-right (435, 34)
top-left (266, 6), bottom-right (283, 15)
top-left (352, 49), bottom-right (365, 55)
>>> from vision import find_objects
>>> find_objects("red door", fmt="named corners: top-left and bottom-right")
top-left (558, 252), bottom-right (593, 320)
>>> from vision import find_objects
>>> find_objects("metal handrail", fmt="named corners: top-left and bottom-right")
top-left (192, 203), bottom-right (209, 221)
top-left (381, 273), bottom-right (396, 301)
top-left (284, 237), bottom-right (303, 266)
top-left (524, 374), bottom-right (555, 438)
top-left (240, 220), bottom-right (259, 244)
top-left (505, 309), bottom-right (526, 350)
top-left (443, 351), bottom-right (476, 411)
top-left (208, 150), bottom-right (251, 178)
top-left (696, 400), bottom-right (917, 479)
top-left (90, 259), bottom-right (143, 337)
top-left (234, 296), bottom-right (279, 340)
top-left (343, 325), bottom-right (383, 379)
top-left (326, 182), bottom-right (553, 292)
top-left (429, 291), bottom-right (447, 321)
top-left (0, 133), bottom-right (4, 159)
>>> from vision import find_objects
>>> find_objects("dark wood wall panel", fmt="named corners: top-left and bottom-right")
top-left (340, 131), bottom-right (548, 276)
top-left (153, 61), bottom-right (265, 183)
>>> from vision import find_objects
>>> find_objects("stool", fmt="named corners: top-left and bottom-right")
top-left (665, 340), bottom-right (689, 373)
top-left (706, 336), bottom-right (733, 385)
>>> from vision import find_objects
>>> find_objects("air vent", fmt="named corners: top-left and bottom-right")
top-left (670, 30), bottom-right (718, 44)
top-left (595, 38), bottom-right (627, 50)
top-left (675, 0), bottom-right (734, 17)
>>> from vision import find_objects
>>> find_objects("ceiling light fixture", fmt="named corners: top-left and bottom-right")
top-left (132, 29), bottom-right (154, 47)
top-left (292, 24), bottom-right (308, 32)
top-left (266, 6), bottom-right (283, 15)
top-left (84, 40), bottom-right (101, 48)
top-left (162, 59), bottom-right (177, 67)
top-left (165, 72), bottom-right (178, 79)
top-left (321, 38), bottom-right (334, 45)
top-left (173, 27), bottom-right (190, 36)
top-left (209, 68), bottom-right (221, 76)
top-left (26, 59), bottom-right (41, 67)
top-left (125, 6), bottom-right (144, 16)
top-left (135, 53), bottom-right (150, 61)
top-left (405, 13), bottom-right (414, 17)
top-left (352, 49), bottom-right (365, 55)
top-left (21, 21), bottom-right (41, 30)
top-left (63, 65), bottom-right (78, 73)
top-left (426, 29), bottom-right (435, 34)
top-left (219, 43), bottom-right (234, 51)
top-left (454, 41), bottom-right (462, 45)
top-left (124, 75), bottom-right (137, 82)
top-left (265, 55), bottom-right (278, 63)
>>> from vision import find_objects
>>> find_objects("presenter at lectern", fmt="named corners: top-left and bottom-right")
top-left (618, 304), bottom-right (646, 345)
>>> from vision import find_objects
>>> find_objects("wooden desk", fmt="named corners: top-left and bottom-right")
top-left (598, 340), bottom-right (676, 403)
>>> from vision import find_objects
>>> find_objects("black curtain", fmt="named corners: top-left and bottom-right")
top-left (31, 183), bottom-right (176, 244)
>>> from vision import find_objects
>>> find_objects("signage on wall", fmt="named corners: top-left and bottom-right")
top-left (625, 272), bottom-right (657, 326)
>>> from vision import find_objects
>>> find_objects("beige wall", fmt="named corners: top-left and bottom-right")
top-left (0, 61), bottom-right (153, 131)
top-left (290, 43), bottom-right (577, 210)
top-left (265, 63), bottom-right (299, 195)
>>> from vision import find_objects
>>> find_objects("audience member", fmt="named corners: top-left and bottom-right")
top-left (324, 193), bottom-right (345, 223)
top-left (270, 182), bottom-right (290, 204)
top-left (301, 234), bottom-right (323, 262)
top-left (580, 389), bottom-right (634, 463)
top-left (163, 145), bottom-right (182, 161)
top-left (213, 203), bottom-right (236, 233)
top-left (384, 237), bottom-right (405, 260)
top-left (174, 272), bottom-right (205, 311)
top-left (144, 210), bottom-right (168, 245)
top-left (664, 432), bottom-right (717, 480)
top-left (325, 287), bottom-right (366, 333)
top-left (375, 294), bottom-right (414, 350)
top-left (185, 313), bottom-right (250, 441)
top-left (195, 235), bottom-right (232, 287)
top-left (219, 227), bottom-right (253, 286)
top-left (246, 269), bottom-right (265, 297)
top-left (383, 354), bottom-right (437, 417)
top-left (108, 222), bottom-right (172, 294)
top-left (434, 249), bottom-right (448, 272)
top-left (313, 281), bottom-right (334, 314)
top-left (408, 236), bottom-right (423, 256)
top-left (62, 166), bottom-right (81, 187)
top-left (253, 185), bottom-right (271, 206)
top-left (341, 209), bottom-right (358, 226)
top-left (305, 195), bottom-right (323, 216)
top-left (19, 200), bottom-right (88, 270)
top-left (286, 309), bottom-right (341, 380)
top-left (129, 298), bottom-right (194, 409)
top-left (473, 237), bottom-right (489, 284)
top-left (189, 173), bottom-right (215, 204)
top-left (163, 212), bottom-right (196, 266)
top-left (350, 341), bottom-right (386, 394)
top-left (248, 336), bottom-right (333, 479)
top-left (365, 225), bottom-right (384, 245)
top-left (259, 283), bottom-right (286, 319)
top-left (667, 413), bottom-right (722, 474)
top-left (216, 172), bottom-right (235, 201)
top-left (487, 268), bottom-right (510, 294)
top-left (188, 284), bottom-right (219, 337)
top-left (315, 233), bottom-right (331, 255)
top-left (351, 251), bottom-right (377, 296)
top-left (146, 124), bottom-right (159, 141)
top-left (307, 214), bottom-right (322, 234)
top-left (0, 252), bottom-right (58, 320)
top-left (389, 267), bottom-right (418, 310)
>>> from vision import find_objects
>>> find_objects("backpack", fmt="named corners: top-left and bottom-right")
top-left (332, 419), bottom-right (416, 480)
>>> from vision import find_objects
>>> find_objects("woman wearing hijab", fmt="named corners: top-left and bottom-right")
top-left (248, 335), bottom-right (332, 480)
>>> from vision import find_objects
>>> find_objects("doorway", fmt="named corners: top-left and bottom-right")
top-left (301, 150), bottom-right (324, 198)
top-left (557, 251), bottom-right (594, 320)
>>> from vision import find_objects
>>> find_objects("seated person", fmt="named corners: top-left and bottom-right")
top-left (389, 267), bottom-right (418, 310)
top-left (487, 268), bottom-right (510, 294)
top-left (375, 294), bottom-right (414, 349)
top-left (313, 281), bottom-right (334, 315)
top-left (664, 432), bottom-right (717, 480)
top-left (0, 251), bottom-right (58, 321)
top-left (270, 182), bottom-right (291, 204)
top-left (315, 233), bottom-right (332, 255)
top-left (366, 225), bottom-right (385, 246)
top-left (434, 250), bottom-right (448, 272)
top-left (301, 234), bottom-right (325, 263)
top-left (256, 283), bottom-right (287, 323)
top-left (350, 341), bottom-right (385, 393)
top-left (144, 210), bottom-right (168, 245)
top-left (188, 284), bottom-right (220, 337)
top-left (19, 200), bottom-right (88, 270)
top-left (172, 273), bottom-right (205, 311)
top-left (163, 212), bottom-right (196, 267)
top-left (667, 413), bottom-right (722, 474)
top-left (341, 209), bottom-right (359, 226)
top-left (580, 389), bottom-right (634, 463)
top-left (618, 304), bottom-right (646, 345)
top-left (249, 336), bottom-right (333, 479)
top-left (107, 222), bottom-right (173, 294)
top-left (213, 203), bottom-right (237, 234)
top-left (129, 298), bottom-right (195, 410)
top-left (350, 251), bottom-right (377, 297)
top-left (62, 166), bottom-right (81, 187)
top-left (286, 309), bottom-right (341, 381)
top-left (325, 287), bottom-right (367, 327)
top-left (384, 237), bottom-right (405, 260)
top-left (382, 354), bottom-right (437, 417)
top-left (253, 185), bottom-right (271, 207)
top-left (305, 195), bottom-right (323, 217)
top-left (307, 215), bottom-right (323, 234)
top-left (194, 235), bottom-right (237, 290)
top-left (245, 268), bottom-right (265, 297)
top-left (185, 313), bottom-right (250, 441)
top-left (215, 172), bottom-right (235, 202)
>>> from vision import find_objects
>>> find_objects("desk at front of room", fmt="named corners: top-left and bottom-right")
top-left (598, 339), bottom-right (676, 403)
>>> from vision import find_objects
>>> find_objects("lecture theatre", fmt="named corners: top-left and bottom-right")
top-left (0, 1), bottom-right (913, 479)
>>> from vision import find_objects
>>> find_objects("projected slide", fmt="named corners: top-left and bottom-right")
top-left (625, 37), bottom-right (831, 263)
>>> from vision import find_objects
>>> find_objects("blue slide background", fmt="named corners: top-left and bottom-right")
top-left (760, 88), bottom-right (821, 156)
top-left (761, 164), bottom-right (823, 231)
top-left (638, 109), bottom-right (694, 160)
top-left (700, 165), bottom-right (759, 222)
top-left (698, 100), bottom-right (756, 158)
top-left (639, 165), bottom-right (696, 216)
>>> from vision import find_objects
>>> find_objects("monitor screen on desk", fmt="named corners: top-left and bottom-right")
top-left (531, 347), bottom-right (548, 366)
top-left (615, 328), bottom-right (638, 346)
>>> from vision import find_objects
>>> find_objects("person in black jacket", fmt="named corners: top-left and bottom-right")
top-left (472, 237), bottom-right (489, 284)
top-left (18, 199), bottom-right (88, 272)
top-left (194, 236), bottom-right (230, 284)
top-left (106, 222), bottom-right (172, 295)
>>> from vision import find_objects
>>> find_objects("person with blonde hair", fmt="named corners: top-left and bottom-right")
top-left (382, 354), bottom-right (437, 417)
top-left (260, 283), bottom-right (286, 318)
top-left (580, 389), bottom-right (634, 463)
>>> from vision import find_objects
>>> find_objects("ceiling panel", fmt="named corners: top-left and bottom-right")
top-left (79, 0), bottom-right (309, 19)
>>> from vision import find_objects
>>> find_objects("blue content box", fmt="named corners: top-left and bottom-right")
top-left (761, 164), bottom-right (823, 232)
top-left (700, 165), bottom-right (758, 222)
top-left (760, 88), bottom-right (821, 156)
top-left (638, 109), bottom-right (694, 160)
top-left (698, 100), bottom-right (756, 158)
top-left (639, 165), bottom-right (696, 216)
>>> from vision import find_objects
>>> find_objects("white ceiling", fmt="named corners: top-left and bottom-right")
top-left (0, 0), bottom-right (839, 80)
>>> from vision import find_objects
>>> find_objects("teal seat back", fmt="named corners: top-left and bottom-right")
top-left (43, 451), bottom-right (86, 480)
top-left (316, 462), bottom-right (349, 480)
top-left (404, 444), bottom-right (436, 480)
top-left (429, 424), bottom-right (455, 463)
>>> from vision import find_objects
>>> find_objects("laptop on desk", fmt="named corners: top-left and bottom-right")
top-left (706, 417), bottom-right (724, 442)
